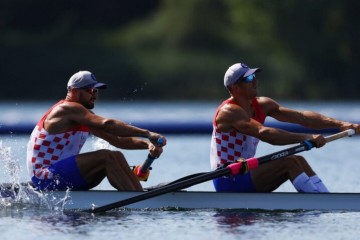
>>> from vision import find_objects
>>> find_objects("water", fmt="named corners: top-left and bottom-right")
top-left (1, 101), bottom-right (360, 239)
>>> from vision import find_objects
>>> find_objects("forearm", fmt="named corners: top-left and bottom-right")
top-left (295, 111), bottom-right (345, 130)
top-left (102, 119), bottom-right (150, 138)
top-left (258, 127), bottom-right (312, 145)
top-left (113, 137), bottom-right (150, 150)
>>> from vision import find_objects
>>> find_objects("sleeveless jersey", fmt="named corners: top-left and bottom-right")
top-left (210, 98), bottom-right (266, 170)
top-left (26, 100), bottom-right (89, 180)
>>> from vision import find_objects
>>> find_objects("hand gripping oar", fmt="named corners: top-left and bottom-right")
top-left (88, 129), bottom-right (355, 213)
top-left (134, 138), bottom-right (164, 181)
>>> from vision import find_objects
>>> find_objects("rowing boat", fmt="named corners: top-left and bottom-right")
top-left (1, 130), bottom-right (356, 212)
top-left (1, 185), bottom-right (360, 211)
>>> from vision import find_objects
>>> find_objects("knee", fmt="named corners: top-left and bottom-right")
top-left (109, 150), bottom-right (125, 162)
top-left (287, 155), bottom-right (307, 167)
top-left (293, 155), bottom-right (307, 164)
top-left (111, 151), bottom-right (126, 162)
top-left (96, 149), bottom-right (125, 162)
top-left (286, 155), bottom-right (314, 174)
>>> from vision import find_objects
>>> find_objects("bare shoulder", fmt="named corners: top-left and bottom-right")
top-left (256, 96), bottom-right (281, 115)
top-left (58, 101), bottom-right (86, 110)
top-left (258, 97), bottom-right (302, 121)
top-left (218, 102), bottom-right (247, 119)
top-left (256, 96), bottom-right (279, 106)
top-left (216, 102), bottom-right (249, 131)
top-left (45, 101), bottom-right (94, 133)
top-left (51, 101), bottom-right (89, 117)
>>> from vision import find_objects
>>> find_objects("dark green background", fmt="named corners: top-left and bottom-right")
top-left (1, 0), bottom-right (359, 101)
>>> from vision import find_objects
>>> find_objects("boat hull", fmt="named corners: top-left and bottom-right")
top-left (2, 185), bottom-right (360, 211)
top-left (53, 190), bottom-right (360, 211)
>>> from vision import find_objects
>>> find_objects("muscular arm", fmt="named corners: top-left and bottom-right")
top-left (216, 100), bottom-right (322, 146)
top-left (263, 97), bottom-right (356, 131)
top-left (91, 127), bottom-right (163, 157)
top-left (45, 102), bottom-right (164, 145)
top-left (91, 128), bottom-right (150, 150)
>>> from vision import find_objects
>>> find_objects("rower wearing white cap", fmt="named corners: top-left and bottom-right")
top-left (210, 62), bottom-right (360, 193)
top-left (27, 70), bottom-right (166, 191)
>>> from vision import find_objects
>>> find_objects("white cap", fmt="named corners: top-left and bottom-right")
top-left (224, 63), bottom-right (260, 87)
top-left (67, 71), bottom-right (107, 90)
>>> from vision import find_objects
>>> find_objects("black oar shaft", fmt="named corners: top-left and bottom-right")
top-left (258, 144), bottom-right (308, 164)
top-left (89, 129), bottom-right (354, 213)
top-left (89, 168), bottom-right (231, 213)
top-left (89, 142), bottom-right (305, 213)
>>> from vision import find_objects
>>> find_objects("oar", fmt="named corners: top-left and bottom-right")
top-left (134, 138), bottom-right (164, 181)
top-left (88, 129), bottom-right (355, 213)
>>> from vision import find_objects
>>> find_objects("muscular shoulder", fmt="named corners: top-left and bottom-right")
top-left (257, 97), bottom-right (302, 121)
top-left (256, 96), bottom-right (281, 115)
top-left (51, 101), bottom-right (89, 117)
top-left (45, 101), bottom-right (93, 133)
top-left (216, 102), bottom-right (249, 131)
top-left (219, 101), bottom-right (247, 118)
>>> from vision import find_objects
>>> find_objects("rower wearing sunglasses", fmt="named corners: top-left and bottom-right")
top-left (26, 71), bottom-right (166, 191)
top-left (210, 62), bottom-right (360, 193)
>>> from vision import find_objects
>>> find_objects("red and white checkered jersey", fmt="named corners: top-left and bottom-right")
top-left (26, 100), bottom-right (89, 180)
top-left (210, 98), bottom-right (266, 170)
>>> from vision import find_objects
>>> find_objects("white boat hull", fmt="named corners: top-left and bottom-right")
top-left (51, 190), bottom-right (360, 211)
top-left (2, 185), bottom-right (360, 211)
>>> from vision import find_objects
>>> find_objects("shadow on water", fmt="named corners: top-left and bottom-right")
top-left (0, 203), bottom-right (133, 235)
top-left (211, 209), bottom-right (325, 234)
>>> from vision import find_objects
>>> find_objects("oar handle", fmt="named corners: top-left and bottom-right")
top-left (325, 129), bottom-right (355, 143)
top-left (139, 154), bottom-right (156, 173)
top-left (135, 138), bottom-right (164, 181)
top-left (140, 138), bottom-right (164, 172)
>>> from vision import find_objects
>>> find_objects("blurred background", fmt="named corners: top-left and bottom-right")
top-left (2, 0), bottom-right (360, 102)
top-left (1, 0), bottom-right (360, 194)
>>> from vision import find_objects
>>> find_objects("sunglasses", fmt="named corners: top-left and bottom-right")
top-left (242, 74), bottom-right (256, 83)
top-left (80, 87), bottom-right (98, 94)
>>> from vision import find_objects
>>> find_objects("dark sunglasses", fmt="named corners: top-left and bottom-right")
top-left (243, 74), bottom-right (256, 83)
top-left (80, 87), bottom-right (98, 94)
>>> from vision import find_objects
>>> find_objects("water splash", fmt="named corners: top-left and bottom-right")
top-left (91, 136), bottom-right (114, 150)
top-left (40, 188), bottom-right (73, 211)
top-left (0, 141), bottom-right (72, 211)
top-left (0, 183), bottom-right (73, 212)
top-left (0, 140), bottom-right (20, 184)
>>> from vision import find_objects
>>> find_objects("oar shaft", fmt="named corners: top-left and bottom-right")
top-left (90, 168), bottom-right (231, 213)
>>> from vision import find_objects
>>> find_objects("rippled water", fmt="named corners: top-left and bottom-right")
top-left (1, 207), bottom-right (360, 240)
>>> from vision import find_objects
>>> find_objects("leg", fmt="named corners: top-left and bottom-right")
top-left (250, 155), bottom-right (316, 192)
top-left (76, 149), bottom-right (143, 191)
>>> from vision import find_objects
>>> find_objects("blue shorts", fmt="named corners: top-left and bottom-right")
top-left (31, 156), bottom-right (90, 191)
top-left (213, 172), bottom-right (256, 192)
